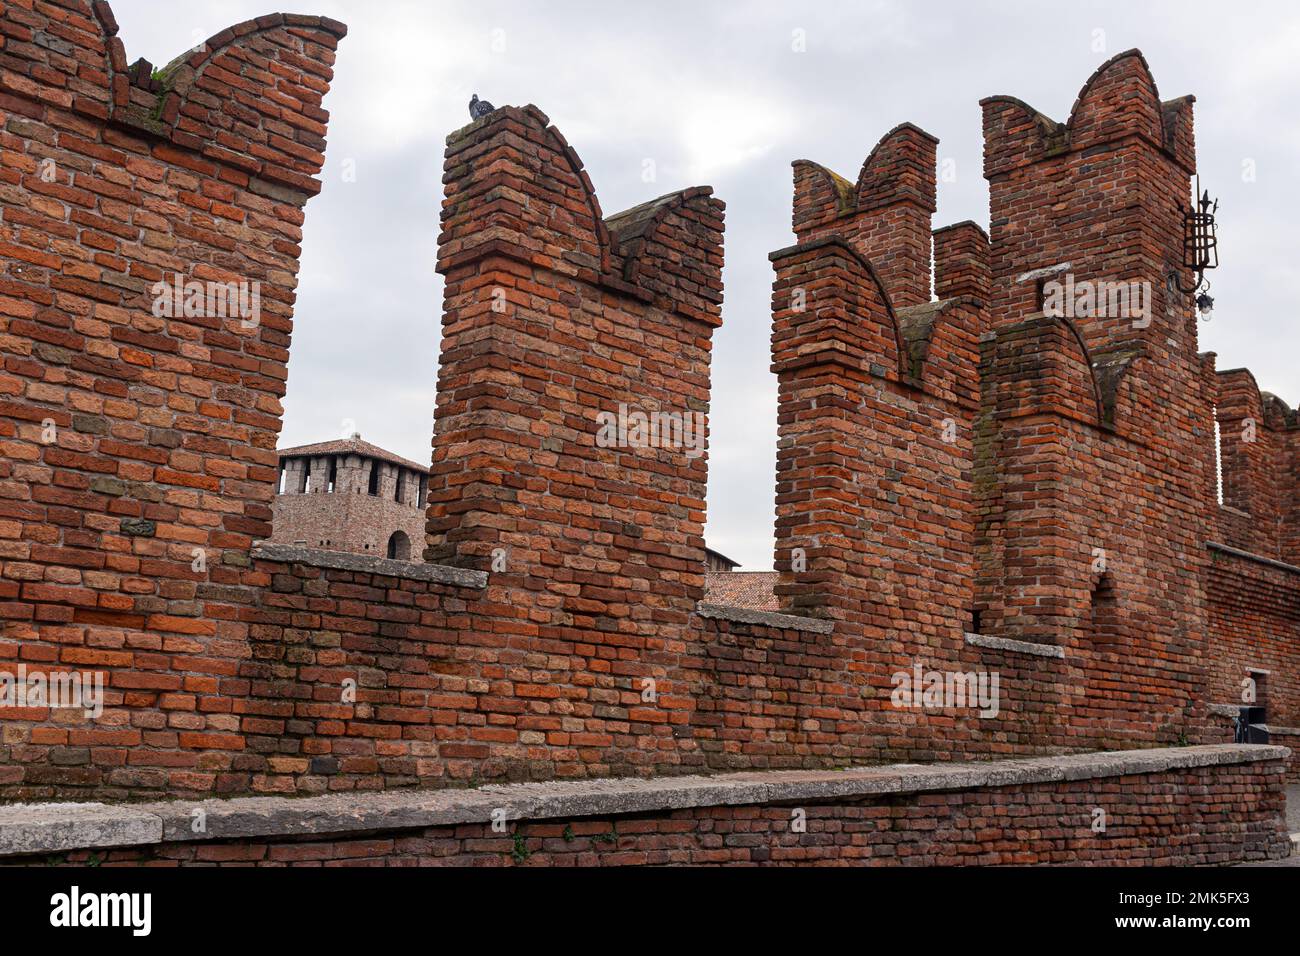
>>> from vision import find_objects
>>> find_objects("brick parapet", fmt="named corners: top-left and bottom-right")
top-left (1205, 545), bottom-right (1300, 772)
top-left (424, 100), bottom-right (724, 660)
top-left (1212, 367), bottom-right (1300, 563)
top-left (0, 6), bottom-right (1296, 829)
top-left (0, 1), bottom-right (353, 800)
top-left (933, 221), bottom-right (991, 305)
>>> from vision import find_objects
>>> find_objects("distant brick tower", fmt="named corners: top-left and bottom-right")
top-left (269, 435), bottom-right (428, 559)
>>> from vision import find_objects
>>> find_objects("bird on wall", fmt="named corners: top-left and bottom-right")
top-left (469, 94), bottom-right (495, 120)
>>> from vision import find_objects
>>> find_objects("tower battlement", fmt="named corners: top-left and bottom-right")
top-left (792, 123), bottom-right (938, 307)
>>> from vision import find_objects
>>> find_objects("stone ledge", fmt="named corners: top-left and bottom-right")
top-left (1207, 541), bottom-right (1300, 577)
top-left (0, 745), bottom-right (1285, 856)
top-left (1016, 261), bottom-right (1072, 284)
top-left (0, 803), bottom-right (161, 858)
top-left (251, 544), bottom-right (487, 589)
top-left (965, 632), bottom-right (1066, 659)
top-left (696, 602), bottom-right (835, 634)
top-left (1258, 725), bottom-right (1300, 737)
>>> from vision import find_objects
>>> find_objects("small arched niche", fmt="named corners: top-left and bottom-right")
top-left (386, 530), bottom-right (411, 561)
top-left (1088, 574), bottom-right (1122, 647)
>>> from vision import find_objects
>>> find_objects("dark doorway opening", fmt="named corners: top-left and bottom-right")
top-left (386, 531), bottom-right (411, 561)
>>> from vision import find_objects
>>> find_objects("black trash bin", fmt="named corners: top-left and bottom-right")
top-left (1234, 705), bottom-right (1269, 744)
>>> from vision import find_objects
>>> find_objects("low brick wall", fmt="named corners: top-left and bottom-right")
top-left (1, 745), bottom-right (1289, 867)
top-left (1206, 545), bottom-right (1300, 783)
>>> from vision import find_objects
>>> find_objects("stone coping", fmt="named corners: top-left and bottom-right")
top-left (1207, 541), bottom-right (1300, 578)
top-left (1258, 725), bottom-right (1300, 737)
top-left (252, 544), bottom-right (488, 589)
top-left (1016, 261), bottom-right (1072, 284)
top-left (0, 804), bottom-right (162, 859)
top-left (696, 602), bottom-right (835, 634)
top-left (0, 745), bottom-right (1286, 858)
top-left (965, 632), bottom-right (1066, 659)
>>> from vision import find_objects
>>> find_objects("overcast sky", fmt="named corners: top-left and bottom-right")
top-left (112, 0), bottom-right (1300, 570)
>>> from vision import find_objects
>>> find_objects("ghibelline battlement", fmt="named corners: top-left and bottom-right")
top-left (791, 123), bottom-right (938, 307)
top-left (437, 104), bottom-right (725, 325)
top-left (427, 103), bottom-right (724, 583)
top-left (981, 49), bottom-right (1196, 178)
top-left (0, 2), bottom-right (1296, 804)
top-left (7, 2), bottom-right (347, 196)
top-left (981, 50), bottom-right (1202, 372)
top-left (1211, 366), bottom-right (1300, 563)
top-left (1216, 367), bottom-right (1300, 433)
top-left (793, 122), bottom-right (939, 224)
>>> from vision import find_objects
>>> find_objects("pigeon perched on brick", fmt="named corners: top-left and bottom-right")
top-left (469, 94), bottom-right (495, 120)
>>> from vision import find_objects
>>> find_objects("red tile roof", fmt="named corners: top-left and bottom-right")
top-left (704, 572), bottom-right (780, 612)
top-left (277, 436), bottom-right (428, 473)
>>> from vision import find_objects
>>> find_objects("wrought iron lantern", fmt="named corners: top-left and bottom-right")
top-left (1167, 177), bottom-right (1219, 318)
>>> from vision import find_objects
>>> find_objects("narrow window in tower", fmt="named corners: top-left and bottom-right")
top-left (368, 461), bottom-right (379, 496)
top-left (395, 468), bottom-right (406, 504)
top-left (1213, 407), bottom-right (1225, 506)
top-left (328, 457), bottom-right (337, 493)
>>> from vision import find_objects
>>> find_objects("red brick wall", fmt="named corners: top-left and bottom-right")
top-left (971, 53), bottom-right (1218, 764)
top-left (0, 5), bottom-right (1294, 811)
top-left (1206, 549), bottom-right (1300, 778)
top-left (1207, 552), bottom-right (1300, 725)
top-left (15, 757), bottom-right (1289, 866)
top-left (0, 1), bottom-right (348, 797)
top-left (0, 5), bottom-right (738, 800)
top-left (933, 221), bottom-right (990, 305)
top-left (243, 557), bottom-right (719, 793)
top-left (1214, 369), bottom-right (1300, 563)
top-left (1204, 366), bottom-right (1300, 781)
top-left (698, 609), bottom-right (1199, 765)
